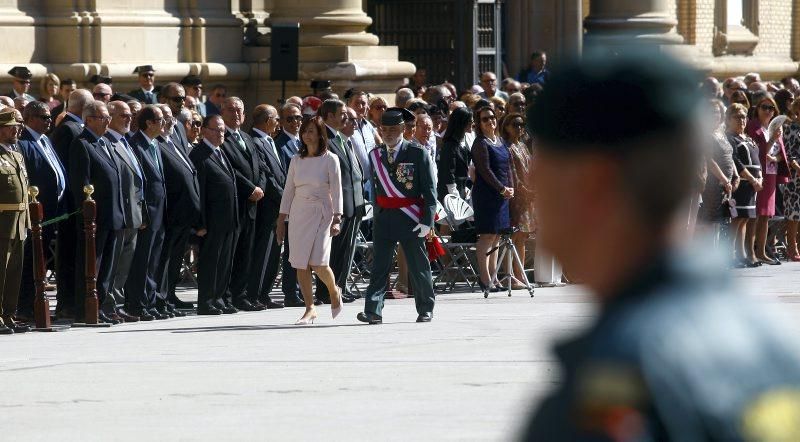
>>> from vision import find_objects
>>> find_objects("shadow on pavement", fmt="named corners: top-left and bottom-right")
top-left (100, 323), bottom-right (389, 334)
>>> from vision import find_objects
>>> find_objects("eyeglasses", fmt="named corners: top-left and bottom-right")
top-left (120, 113), bottom-right (133, 120)
top-left (150, 117), bottom-right (165, 124)
top-left (141, 73), bottom-right (154, 78)
top-left (284, 116), bottom-right (303, 123)
top-left (88, 115), bottom-right (111, 122)
top-left (511, 122), bottom-right (525, 129)
top-left (16, 80), bottom-right (30, 85)
top-left (168, 96), bottom-right (186, 102)
top-left (93, 93), bottom-right (111, 99)
top-left (191, 120), bottom-right (202, 128)
top-left (36, 114), bottom-right (52, 121)
top-left (759, 104), bottom-right (776, 112)
top-left (480, 116), bottom-right (497, 122)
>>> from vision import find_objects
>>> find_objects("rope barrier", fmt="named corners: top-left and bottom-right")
top-left (40, 208), bottom-right (82, 227)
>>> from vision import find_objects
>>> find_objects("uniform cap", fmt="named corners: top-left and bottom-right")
top-left (310, 80), bottom-right (332, 90)
top-left (8, 66), bottom-right (32, 80)
top-left (381, 107), bottom-right (415, 126)
top-left (528, 51), bottom-right (701, 153)
top-left (180, 75), bottom-right (202, 86)
top-left (0, 108), bottom-right (20, 126)
top-left (133, 65), bottom-right (155, 75)
top-left (89, 74), bottom-right (113, 85)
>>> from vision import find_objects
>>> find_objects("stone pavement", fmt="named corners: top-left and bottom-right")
top-left (1, 264), bottom-right (798, 441)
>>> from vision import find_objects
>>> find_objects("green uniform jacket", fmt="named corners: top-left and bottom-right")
top-left (370, 140), bottom-right (437, 241)
top-left (0, 147), bottom-right (29, 240)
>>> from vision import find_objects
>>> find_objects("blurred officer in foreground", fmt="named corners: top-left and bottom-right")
top-left (521, 52), bottom-right (800, 440)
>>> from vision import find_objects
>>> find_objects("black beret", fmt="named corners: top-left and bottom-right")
top-left (180, 75), bottom-right (202, 86)
top-left (8, 66), bottom-right (32, 80)
top-left (528, 51), bottom-right (701, 153)
top-left (89, 74), bottom-right (113, 85)
top-left (133, 65), bottom-right (155, 75)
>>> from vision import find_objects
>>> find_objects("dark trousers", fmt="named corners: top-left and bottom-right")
top-left (156, 225), bottom-right (191, 306)
top-left (104, 228), bottom-right (138, 314)
top-left (75, 227), bottom-right (122, 318)
top-left (18, 224), bottom-right (56, 316)
top-left (280, 221), bottom-right (301, 302)
top-left (228, 215), bottom-right (255, 304)
top-left (363, 236), bottom-right (435, 318)
top-left (124, 225), bottom-right (164, 311)
top-left (247, 206), bottom-right (279, 302)
top-left (54, 217), bottom-right (77, 314)
top-left (315, 214), bottom-right (362, 301)
top-left (197, 227), bottom-right (235, 310)
top-left (0, 237), bottom-right (24, 320)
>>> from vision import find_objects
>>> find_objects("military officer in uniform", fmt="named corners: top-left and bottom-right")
top-left (521, 52), bottom-right (800, 440)
top-left (357, 108), bottom-right (437, 324)
top-left (5, 66), bottom-right (35, 102)
top-left (0, 108), bottom-right (30, 334)
top-left (128, 65), bottom-right (158, 105)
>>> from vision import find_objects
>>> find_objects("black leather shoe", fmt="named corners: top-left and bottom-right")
top-left (0, 325), bottom-right (13, 335)
top-left (11, 323), bottom-right (31, 333)
top-left (98, 312), bottom-right (120, 325)
top-left (234, 300), bottom-right (260, 311)
top-left (416, 313), bottom-right (433, 323)
top-left (264, 300), bottom-right (284, 309)
top-left (356, 312), bottom-right (382, 324)
top-left (198, 307), bottom-right (223, 315)
top-left (341, 294), bottom-right (356, 303)
top-left (149, 308), bottom-right (169, 320)
top-left (169, 297), bottom-right (195, 310)
top-left (157, 306), bottom-right (175, 318)
top-left (251, 301), bottom-right (268, 311)
top-left (283, 298), bottom-right (305, 308)
top-left (168, 305), bottom-right (186, 317)
top-left (131, 309), bottom-right (154, 321)
top-left (221, 305), bottom-right (238, 314)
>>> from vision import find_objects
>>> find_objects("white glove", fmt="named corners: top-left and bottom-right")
top-left (446, 183), bottom-right (458, 196)
top-left (412, 223), bottom-right (431, 238)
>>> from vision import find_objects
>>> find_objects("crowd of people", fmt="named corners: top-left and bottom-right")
top-left (0, 51), bottom-right (549, 334)
top-left (698, 73), bottom-right (800, 268)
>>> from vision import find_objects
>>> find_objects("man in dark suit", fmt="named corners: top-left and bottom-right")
top-left (318, 99), bottom-right (364, 304)
top-left (104, 101), bottom-right (145, 323)
top-left (154, 102), bottom-right (201, 313)
top-left (247, 104), bottom-right (285, 309)
top-left (205, 84), bottom-right (226, 116)
top-left (189, 115), bottom-right (238, 314)
top-left (128, 65), bottom-right (158, 105)
top-left (219, 97), bottom-right (266, 311)
top-left (159, 82), bottom-right (192, 156)
top-left (274, 103), bottom-right (304, 305)
top-left (50, 89), bottom-right (93, 319)
top-left (125, 105), bottom-right (168, 321)
top-left (16, 101), bottom-right (66, 321)
top-left (68, 101), bottom-right (126, 324)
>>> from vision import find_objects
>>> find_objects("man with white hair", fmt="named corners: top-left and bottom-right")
top-left (395, 87), bottom-right (414, 108)
top-left (50, 88), bottom-right (93, 320)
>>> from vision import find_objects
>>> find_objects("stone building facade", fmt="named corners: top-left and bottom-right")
top-left (508, 0), bottom-right (800, 81)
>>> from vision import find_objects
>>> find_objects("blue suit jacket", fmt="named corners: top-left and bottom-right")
top-left (18, 127), bottom-right (67, 220)
top-left (128, 131), bottom-right (167, 230)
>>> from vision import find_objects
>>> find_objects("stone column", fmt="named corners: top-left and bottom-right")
top-left (243, 0), bottom-right (414, 105)
top-left (583, 0), bottom-right (683, 48)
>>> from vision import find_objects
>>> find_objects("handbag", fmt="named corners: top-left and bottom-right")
top-left (725, 197), bottom-right (738, 218)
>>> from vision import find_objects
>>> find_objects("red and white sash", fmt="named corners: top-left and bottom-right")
top-left (370, 147), bottom-right (422, 223)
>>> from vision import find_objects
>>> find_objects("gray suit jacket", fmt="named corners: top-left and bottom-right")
top-left (106, 133), bottom-right (146, 229)
top-left (325, 126), bottom-right (365, 218)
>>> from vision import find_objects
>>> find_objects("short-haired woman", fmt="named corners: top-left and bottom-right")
top-left (277, 117), bottom-right (344, 324)
top-left (471, 106), bottom-right (514, 292)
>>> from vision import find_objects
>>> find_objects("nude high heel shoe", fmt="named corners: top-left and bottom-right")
top-left (331, 287), bottom-right (343, 320)
top-left (295, 309), bottom-right (317, 325)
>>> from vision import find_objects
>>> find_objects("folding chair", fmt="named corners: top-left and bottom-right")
top-left (434, 194), bottom-right (479, 291)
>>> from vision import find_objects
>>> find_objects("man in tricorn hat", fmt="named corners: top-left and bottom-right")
top-left (5, 66), bottom-right (35, 102)
top-left (129, 65), bottom-right (158, 104)
top-left (357, 107), bottom-right (437, 324)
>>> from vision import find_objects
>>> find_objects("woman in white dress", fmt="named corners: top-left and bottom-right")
top-left (277, 117), bottom-right (344, 324)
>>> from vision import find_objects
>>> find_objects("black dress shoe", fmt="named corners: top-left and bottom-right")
top-left (98, 312), bottom-right (120, 325)
top-left (264, 300), bottom-right (284, 309)
top-left (221, 305), bottom-right (239, 314)
top-left (149, 308), bottom-right (169, 320)
top-left (0, 325), bottom-right (13, 335)
top-left (198, 307), bottom-right (223, 315)
top-left (416, 313), bottom-right (433, 323)
top-left (250, 301), bottom-right (268, 311)
top-left (169, 297), bottom-right (195, 310)
top-left (283, 298), bottom-right (306, 308)
top-left (11, 323), bottom-right (32, 333)
top-left (157, 306), bottom-right (175, 318)
top-left (168, 305), bottom-right (187, 317)
top-left (356, 312), bottom-right (382, 324)
top-left (233, 300), bottom-right (261, 311)
top-left (341, 294), bottom-right (356, 303)
top-left (130, 309), bottom-right (154, 321)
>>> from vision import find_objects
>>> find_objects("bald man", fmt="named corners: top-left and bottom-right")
top-left (92, 83), bottom-right (113, 104)
top-left (247, 104), bottom-right (285, 308)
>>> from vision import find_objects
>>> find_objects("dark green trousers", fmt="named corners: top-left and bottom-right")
top-left (364, 236), bottom-right (435, 318)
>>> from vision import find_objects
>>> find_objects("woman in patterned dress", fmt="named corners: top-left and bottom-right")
top-left (727, 104), bottom-right (764, 267)
top-left (500, 113), bottom-right (534, 288)
top-left (782, 98), bottom-right (800, 260)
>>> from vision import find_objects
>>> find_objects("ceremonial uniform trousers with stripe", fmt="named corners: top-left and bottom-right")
top-left (363, 141), bottom-right (437, 318)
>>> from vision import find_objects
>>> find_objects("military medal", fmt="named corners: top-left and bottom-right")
top-left (405, 182), bottom-right (413, 190)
